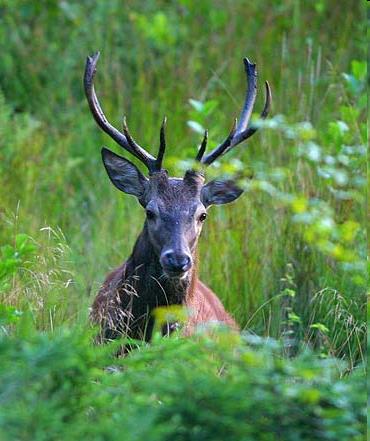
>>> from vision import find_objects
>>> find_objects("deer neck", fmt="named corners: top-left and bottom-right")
top-left (126, 224), bottom-right (197, 306)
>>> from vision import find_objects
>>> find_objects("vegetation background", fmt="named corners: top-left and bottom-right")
top-left (0, 1), bottom-right (367, 439)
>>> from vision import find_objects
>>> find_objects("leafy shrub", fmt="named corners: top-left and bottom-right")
top-left (0, 321), bottom-right (365, 441)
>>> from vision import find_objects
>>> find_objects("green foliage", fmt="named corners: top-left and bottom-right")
top-left (0, 6), bottom-right (366, 437)
top-left (0, 304), bottom-right (22, 328)
top-left (0, 323), bottom-right (365, 441)
top-left (0, 234), bottom-right (36, 291)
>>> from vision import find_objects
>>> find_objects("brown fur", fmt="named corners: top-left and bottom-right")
top-left (90, 232), bottom-right (238, 343)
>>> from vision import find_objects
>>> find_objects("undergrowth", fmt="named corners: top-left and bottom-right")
top-left (0, 307), bottom-right (366, 441)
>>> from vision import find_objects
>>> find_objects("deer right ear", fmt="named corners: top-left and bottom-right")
top-left (101, 148), bottom-right (148, 198)
top-left (201, 179), bottom-right (243, 207)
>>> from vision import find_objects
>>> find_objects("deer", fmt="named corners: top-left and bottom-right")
top-left (84, 52), bottom-right (271, 345)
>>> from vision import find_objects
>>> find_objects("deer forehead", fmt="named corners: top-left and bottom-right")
top-left (148, 175), bottom-right (201, 197)
top-left (146, 177), bottom-right (204, 214)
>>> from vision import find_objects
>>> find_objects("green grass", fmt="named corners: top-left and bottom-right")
top-left (0, 0), bottom-right (366, 369)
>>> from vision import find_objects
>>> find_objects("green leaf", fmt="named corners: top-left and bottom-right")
top-left (0, 304), bottom-right (22, 326)
top-left (310, 323), bottom-right (329, 333)
top-left (187, 120), bottom-right (205, 134)
top-left (188, 99), bottom-right (204, 112)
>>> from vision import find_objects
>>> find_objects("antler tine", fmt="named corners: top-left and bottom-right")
top-left (121, 116), bottom-right (147, 155)
top-left (200, 57), bottom-right (271, 166)
top-left (261, 81), bottom-right (272, 118)
top-left (84, 52), bottom-right (156, 171)
top-left (201, 119), bottom-right (237, 166)
top-left (195, 130), bottom-right (208, 162)
top-left (155, 116), bottom-right (167, 171)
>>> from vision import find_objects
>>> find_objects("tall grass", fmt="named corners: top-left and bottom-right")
top-left (0, 1), bottom-right (366, 365)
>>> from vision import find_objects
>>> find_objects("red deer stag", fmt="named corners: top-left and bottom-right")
top-left (85, 52), bottom-right (271, 343)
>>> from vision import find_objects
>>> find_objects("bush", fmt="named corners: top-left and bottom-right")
top-left (0, 317), bottom-right (365, 441)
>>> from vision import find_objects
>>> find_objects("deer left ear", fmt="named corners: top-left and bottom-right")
top-left (201, 179), bottom-right (243, 207)
top-left (101, 147), bottom-right (148, 198)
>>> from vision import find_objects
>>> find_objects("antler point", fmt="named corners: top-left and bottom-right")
top-left (244, 57), bottom-right (255, 65)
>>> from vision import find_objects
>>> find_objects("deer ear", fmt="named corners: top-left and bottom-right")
top-left (101, 148), bottom-right (148, 198)
top-left (201, 179), bottom-right (243, 207)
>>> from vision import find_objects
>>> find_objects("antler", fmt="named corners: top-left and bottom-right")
top-left (196, 58), bottom-right (271, 166)
top-left (84, 51), bottom-right (166, 174)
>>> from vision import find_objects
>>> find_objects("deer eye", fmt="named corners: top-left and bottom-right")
top-left (199, 212), bottom-right (207, 222)
top-left (146, 209), bottom-right (156, 220)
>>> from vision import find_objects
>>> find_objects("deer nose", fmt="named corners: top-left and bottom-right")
top-left (160, 250), bottom-right (192, 274)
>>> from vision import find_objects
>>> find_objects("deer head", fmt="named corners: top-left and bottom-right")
top-left (84, 52), bottom-right (271, 278)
